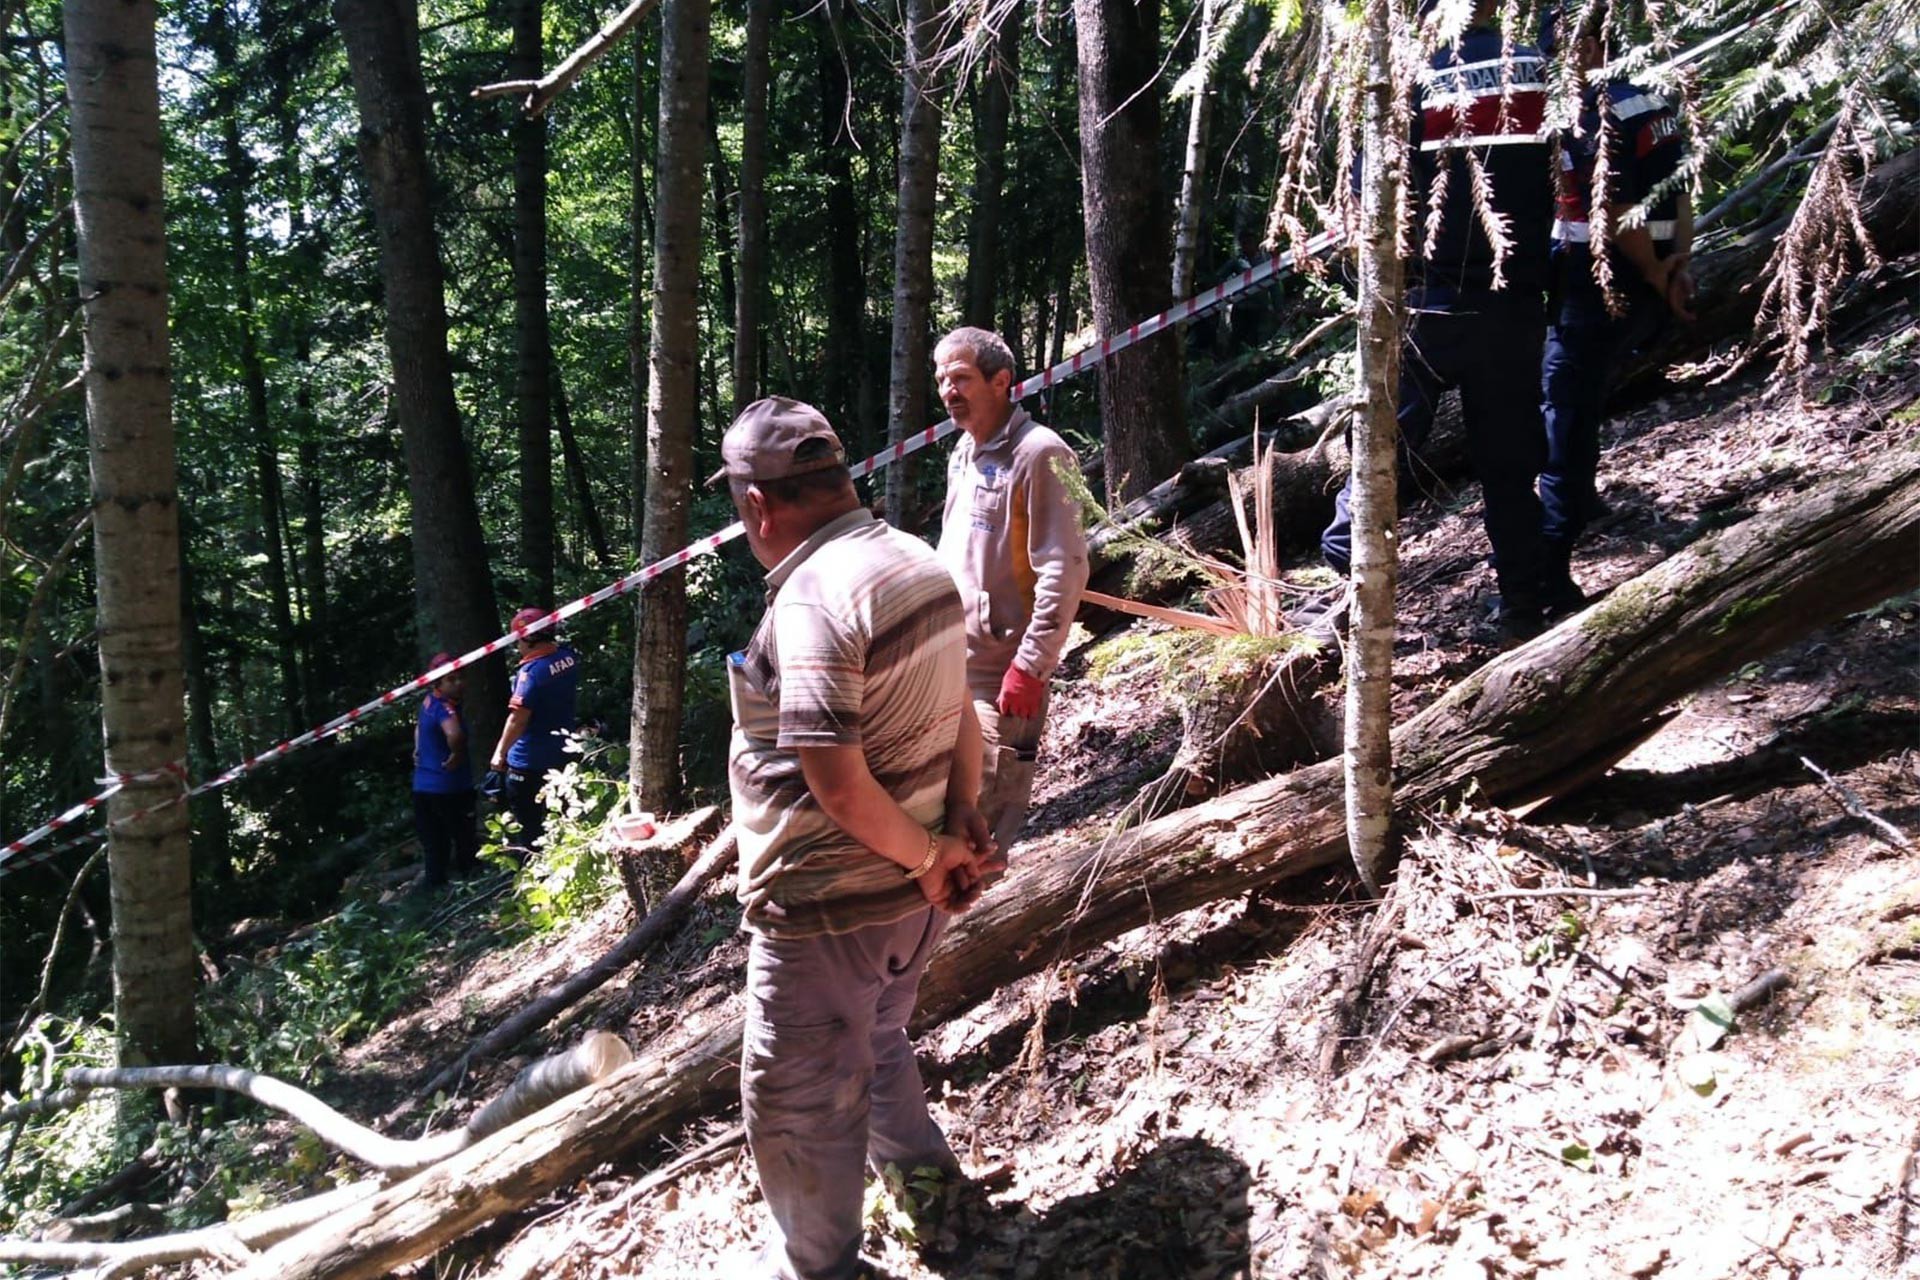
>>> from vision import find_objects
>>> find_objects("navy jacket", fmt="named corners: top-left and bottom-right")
top-left (1410, 26), bottom-right (1555, 294)
top-left (1555, 79), bottom-right (1685, 251)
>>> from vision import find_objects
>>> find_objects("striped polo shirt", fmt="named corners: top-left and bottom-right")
top-left (727, 508), bottom-right (967, 938)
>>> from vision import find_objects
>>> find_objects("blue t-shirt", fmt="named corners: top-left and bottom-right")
top-left (412, 693), bottom-right (471, 793)
top-left (507, 644), bottom-right (580, 772)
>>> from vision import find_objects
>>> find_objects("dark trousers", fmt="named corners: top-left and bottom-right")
top-left (413, 789), bottom-right (478, 886)
top-left (1540, 250), bottom-right (1666, 549)
top-left (1322, 286), bottom-right (1551, 610)
top-left (504, 766), bottom-right (551, 851)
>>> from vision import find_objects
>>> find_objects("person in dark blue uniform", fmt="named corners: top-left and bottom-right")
top-left (1539, 8), bottom-right (1694, 606)
top-left (487, 608), bottom-right (580, 852)
top-left (412, 654), bottom-right (478, 889)
top-left (1320, 0), bottom-right (1557, 639)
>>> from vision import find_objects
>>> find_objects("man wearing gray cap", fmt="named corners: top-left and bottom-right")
top-left (714, 396), bottom-right (995, 1280)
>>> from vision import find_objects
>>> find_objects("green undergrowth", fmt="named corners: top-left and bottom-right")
top-left (199, 898), bottom-right (433, 1081)
top-left (492, 738), bottom-right (629, 936)
top-left (0, 737), bottom-right (648, 1242)
top-left (1087, 626), bottom-right (1314, 693)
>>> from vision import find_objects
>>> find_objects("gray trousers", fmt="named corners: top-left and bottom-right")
top-left (742, 906), bottom-right (957, 1280)
top-left (972, 685), bottom-right (1050, 854)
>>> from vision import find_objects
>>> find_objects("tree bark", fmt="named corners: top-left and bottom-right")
top-left (276, 94), bottom-right (332, 722)
top-left (179, 548), bottom-right (231, 885)
top-left (629, 37), bottom-right (653, 556)
top-left (1075, 0), bottom-right (1191, 507)
top-left (1345, 0), bottom-right (1406, 896)
top-left (551, 357), bottom-right (613, 569)
top-left (1169, 0), bottom-right (1220, 303)
top-left (732, 0), bottom-right (771, 411)
top-left (962, 3), bottom-right (1020, 331)
top-left (335, 0), bottom-right (506, 752)
top-left (706, 103), bottom-right (737, 371)
top-left (817, 3), bottom-right (865, 441)
top-left (883, 0), bottom-right (943, 530)
top-left (242, 444), bottom-right (1920, 1280)
top-left (207, 0), bottom-right (303, 737)
top-left (64, 0), bottom-right (197, 1070)
top-left (921, 443), bottom-right (1920, 1018)
top-left (628, 0), bottom-right (709, 811)
top-left (512, 0), bottom-right (556, 608)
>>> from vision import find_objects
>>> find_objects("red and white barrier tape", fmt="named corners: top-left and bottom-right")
top-left (0, 6), bottom-right (1777, 877)
top-left (0, 231), bottom-right (1337, 875)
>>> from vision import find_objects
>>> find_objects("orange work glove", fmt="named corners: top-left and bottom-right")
top-left (996, 664), bottom-right (1046, 720)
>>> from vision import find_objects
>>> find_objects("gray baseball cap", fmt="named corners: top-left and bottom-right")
top-left (707, 397), bottom-right (847, 487)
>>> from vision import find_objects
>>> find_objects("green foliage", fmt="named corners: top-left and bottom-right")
top-left (863, 1161), bottom-right (952, 1247)
top-left (1713, 593), bottom-right (1783, 636)
top-left (0, 1016), bottom-right (132, 1234)
top-left (493, 738), bottom-right (627, 934)
top-left (1523, 911), bottom-right (1587, 965)
top-left (1087, 629), bottom-right (1207, 687)
top-left (1812, 324), bottom-right (1920, 402)
top-left (198, 901), bottom-right (431, 1082)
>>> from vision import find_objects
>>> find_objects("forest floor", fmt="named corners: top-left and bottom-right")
top-left (322, 307), bottom-right (1920, 1280)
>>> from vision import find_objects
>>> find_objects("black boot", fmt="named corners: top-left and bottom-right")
top-left (1539, 540), bottom-right (1587, 618)
top-left (1487, 595), bottom-right (1546, 641)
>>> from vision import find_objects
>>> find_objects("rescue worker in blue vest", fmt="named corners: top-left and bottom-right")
top-left (412, 653), bottom-right (478, 889)
top-left (1319, 0), bottom-right (1558, 640)
top-left (487, 607), bottom-right (580, 853)
top-left (1539, 7), bottom-right (1694, 606)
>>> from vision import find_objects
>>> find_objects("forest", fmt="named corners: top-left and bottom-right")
top-left (1, 0), bottom-right (1917, 1275)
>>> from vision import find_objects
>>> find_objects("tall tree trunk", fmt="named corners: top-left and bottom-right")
top-left (296, 434), bottom-right (329, 714)
top-left (64, 0), bottom-right (196, 1069)
top-left (335, 0), bottom-right (505, 749)
top-left (1049, 255), bottom-right (1072, 368)
top-left (1075, 0), bottom-right (1191, 506)
top-left (1169, 0), bottom-right (1220, 302)
top-left (180, 547), bottom-right (232, 887)
top-left (1344, 0), bottom-right (1406, 896)
top-left (817, 4), bottom-right (864, 439)
top-left (278, 101), bottom-right (331, 724)
top-left (629, 40), bottom-right (654, 557)
top-left (512, 0), bottom-right (555, 608)
top-left (250, 421), bottom-right (300, 732)
top-left (209, 0), bottom-right (302, 736)
top-left (732, 0), bottom-right (771, 412)
top-left (883, 0), bottom-right (942, 530)
top-left (705, 106), bottom-right (736, 374)
top-left (962, 2), bottom-right (1019, 330)
top-left (552, 357), bottom-right (613, 569)
top-left (629, 0), bottom-right (709, 810)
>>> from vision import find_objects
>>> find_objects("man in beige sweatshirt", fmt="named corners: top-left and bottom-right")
top-left (934, 327), bottom-right (1090, 855)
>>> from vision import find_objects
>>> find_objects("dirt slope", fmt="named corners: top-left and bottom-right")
top-left (344, 311), bottom-right (1918, 1280)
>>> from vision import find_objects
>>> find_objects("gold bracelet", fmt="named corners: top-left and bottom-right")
top-left (904, 829), bottom-right (940, 880)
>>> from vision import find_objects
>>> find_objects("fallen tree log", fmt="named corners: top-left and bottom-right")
top-left (0, 1037), bottom-right (630, 1276)
top-left (0, 1179), bottom-right (380, 1279)
top-left (242, 443), bottom-right (1919, 1279)
top-left (52, 1034), bottom-right (632, 1175)
top-left (926, 441), bottom-right (1920, 1019)
top-left (416, 814), bottom-right (735, 1100)
top-left (1682, 144), bottom-right (1917, 349)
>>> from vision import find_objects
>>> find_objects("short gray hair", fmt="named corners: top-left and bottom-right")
top-left (935, 327), bottom-right (1016, 383)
